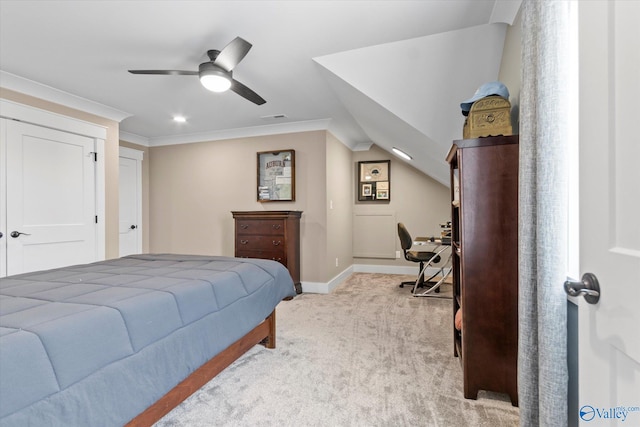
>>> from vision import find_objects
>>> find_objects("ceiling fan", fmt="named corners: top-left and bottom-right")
top-left (128, 36), bottom-right (266, 105)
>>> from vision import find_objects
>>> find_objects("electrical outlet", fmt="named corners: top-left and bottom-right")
top-left (335, 257), bottom-right (339, 267)
top-left (396, 250), bottom-right (402, 259)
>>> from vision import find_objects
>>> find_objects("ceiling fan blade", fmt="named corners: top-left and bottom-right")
top-left (128, 70), bottom-right (198, 75)
top-left (230, 79), bottom-right (266, 105)
top-left (213, 37), bottom-right (252, 72)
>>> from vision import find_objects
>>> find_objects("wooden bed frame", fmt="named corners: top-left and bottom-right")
top-left (126, 310), bottom-right (277, 426)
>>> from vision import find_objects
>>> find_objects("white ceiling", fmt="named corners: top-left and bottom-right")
top-left (0, 0), bottom-right (521, 186)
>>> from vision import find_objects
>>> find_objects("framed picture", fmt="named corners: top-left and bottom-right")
top-left (257, 150), bottom-right (295, 202)
top-left (357, 160), bottom-right (390, 202)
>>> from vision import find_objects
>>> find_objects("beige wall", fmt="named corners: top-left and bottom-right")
top-left (147, 131), bottom-right (330, 282)
top-left (352, 145), bottom-right (451, 267)
top-left (499, 8), bottom-right (523, 133)
top-left (325, 132), bottom-right (354, 279)
top-left (144, 131), bottom-right (451, 282)
top-left (1, 88), bottom-right (121, 259)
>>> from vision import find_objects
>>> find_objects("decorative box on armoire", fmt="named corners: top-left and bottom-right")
top-left (232, 211), bottom-right (302, 294)
top-left (462, 96), bottom-right (513, 139)
top-left (446, 135), bottom-right (519, 406)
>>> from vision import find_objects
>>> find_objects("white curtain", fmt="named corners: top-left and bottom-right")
top-left (519, 1), bottom-right (572, 426)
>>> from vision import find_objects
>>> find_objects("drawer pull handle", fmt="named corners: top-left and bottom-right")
top-left (240, 224), bottom-right (249, 229)
top-left (272, 240), bottom-right (281, 246)
top-left (240, 239), bottom-right (249, 245)
top-left (272, 224), bottom-right (281, 230)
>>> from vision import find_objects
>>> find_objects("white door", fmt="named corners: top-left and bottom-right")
top-left (119, 147), bottom-right (143, 257)
top-left (5, 120), bottom-right (97, 275)
top-left (0, 121), bottom-right (6, 277)
top-left (576, 2), bottom-right (640, 425)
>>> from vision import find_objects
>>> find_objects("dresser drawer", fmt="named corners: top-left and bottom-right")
top-left (235, 249), bottom-right (287, 264)
top-left (236, 235), bottom-right (285, 250)
top-left (236, 220), bottom-right (285, 236)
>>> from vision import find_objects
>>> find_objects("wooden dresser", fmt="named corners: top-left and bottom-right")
top-left (231, 211), bottom-right (302, 294)
top-left (447, 135), bottom-right (519, 406)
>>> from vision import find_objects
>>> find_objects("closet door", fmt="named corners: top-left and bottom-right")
top-left (6, 120), bottom-right (97, 275)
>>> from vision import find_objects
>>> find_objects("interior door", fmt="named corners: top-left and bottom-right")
top-left (5, 120), bottom-right (97, 275)
top-left (119, 148), bottom-right (142, 257)
top-left (0, 120), bottom-right (6, 277)
top-left (577, 1), bottom-right (640, 425)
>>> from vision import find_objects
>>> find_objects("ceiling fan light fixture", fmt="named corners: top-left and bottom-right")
top-left (200, 74), bottom-right (231, 92)
top-left (128, 37), bottom-right (264, 104)
top-left (199, 63), bottom-right (232, 92)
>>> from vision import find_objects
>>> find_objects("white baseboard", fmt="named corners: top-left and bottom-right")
top-left (354, 264), bottom-right (419, 275)
top-left (301, 264), bottom-right (451, 294)
top-left (301, 265), bottom-right (353, 294)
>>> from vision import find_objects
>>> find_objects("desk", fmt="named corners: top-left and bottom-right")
top-left (411, 237), bottom-right (452, 297)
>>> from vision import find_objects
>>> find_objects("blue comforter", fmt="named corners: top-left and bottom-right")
top-left (0, 254), bottom-right (295, 426)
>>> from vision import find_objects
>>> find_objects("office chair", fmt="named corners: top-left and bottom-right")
top-left (397, 223), bottom-right (441, 292)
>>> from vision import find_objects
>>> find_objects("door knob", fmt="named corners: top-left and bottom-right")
top-left (0, 231), bottom-right (3, 238)
top-left (564, 272), bottom-right (600, 304)
top-left (10, 231), bottom-right (31, 238)
top-left (130, 225), bottom-right (137, 230)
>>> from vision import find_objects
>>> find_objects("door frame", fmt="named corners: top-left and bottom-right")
top-left (119, 146), bottom-right (143, 256)
top-left (0, 99), bottom-right (107, 263)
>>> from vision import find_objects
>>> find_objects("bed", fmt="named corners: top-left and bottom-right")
top-left (0, 254), bottom-right (296, 426)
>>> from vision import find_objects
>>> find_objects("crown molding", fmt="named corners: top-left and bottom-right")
top-left (119, 131), bottom-right (150, 147)
top-left (0, 98), bottom-right (107, 140)
top-left (351, 141), bottom-right (374, 151)
top-left (489, 0), bottom-right (522, 25)
top-left (0, 70), bottom-right (132, 123)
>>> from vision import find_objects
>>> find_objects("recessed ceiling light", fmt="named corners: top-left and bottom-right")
top-left (392, 147), bottom-right (412, 160)
top-left (173, 116), bottom-right (187, 123)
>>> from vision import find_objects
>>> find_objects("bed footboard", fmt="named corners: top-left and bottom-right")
top-left (126, 310), bottom-right (277, 427)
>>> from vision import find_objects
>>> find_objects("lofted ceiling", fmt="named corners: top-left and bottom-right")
top-left (0, 0), bottom-right (521, 186)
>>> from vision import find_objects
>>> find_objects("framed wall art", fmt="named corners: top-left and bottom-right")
top-left (358, 160), bottom-right (390, 202)
top-left (257, 150), bottom-right (295, 202)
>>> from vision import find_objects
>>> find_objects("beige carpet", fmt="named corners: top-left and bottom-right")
top-left (155, 273), bottom-right (519, 427)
